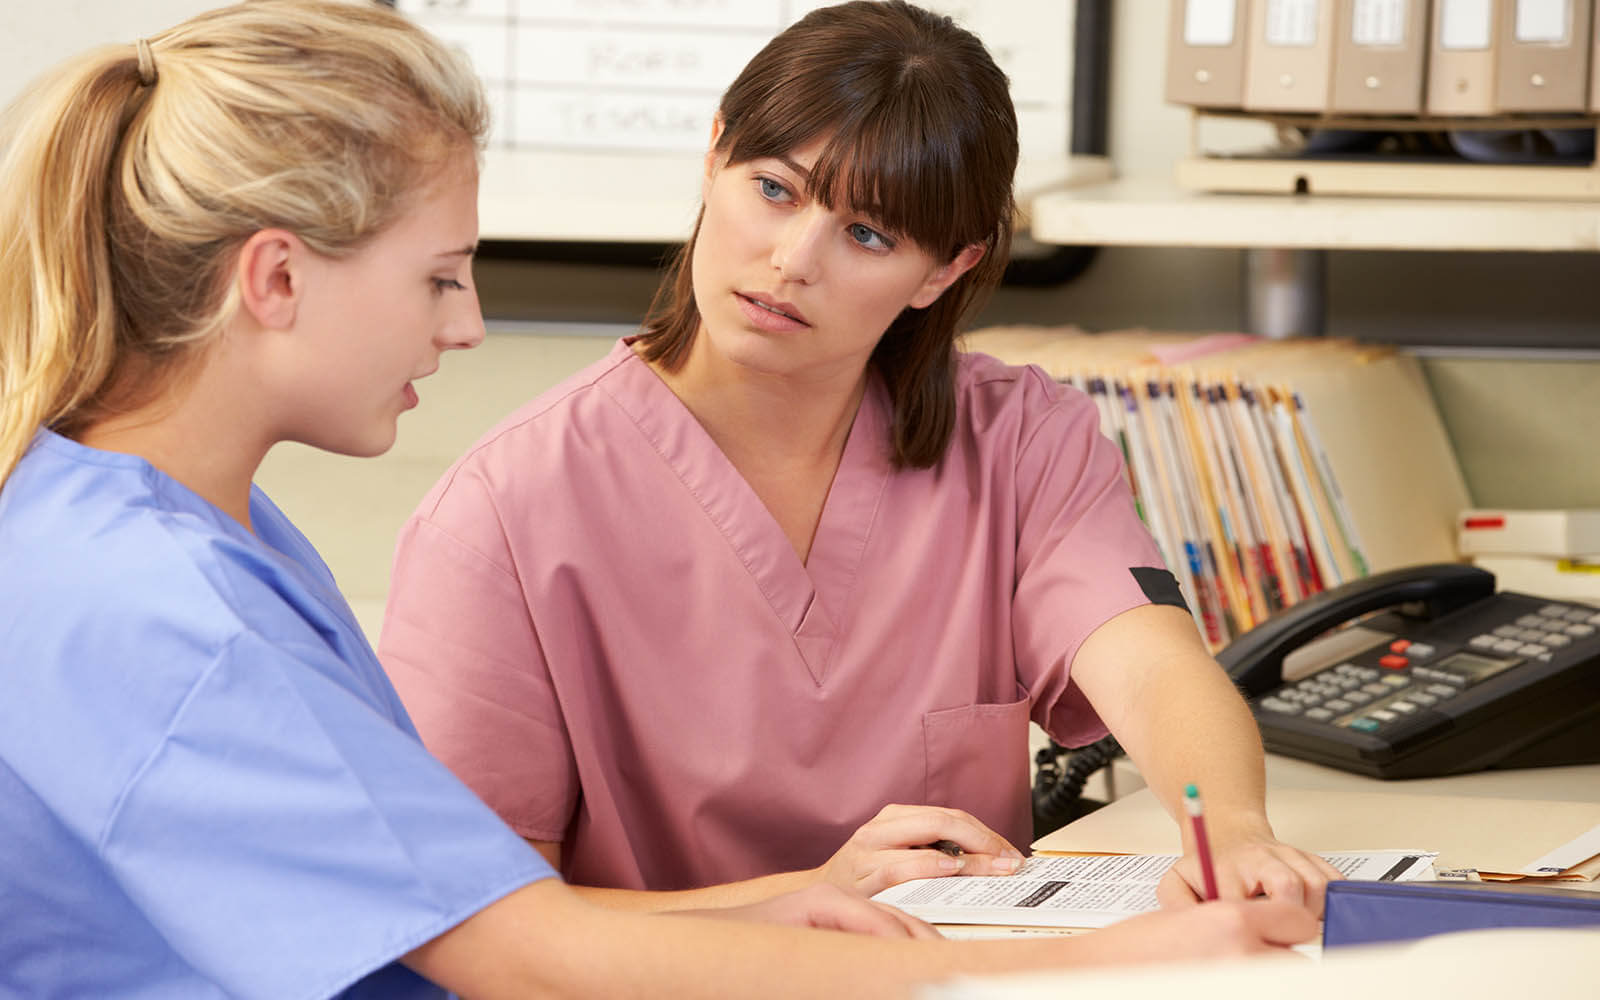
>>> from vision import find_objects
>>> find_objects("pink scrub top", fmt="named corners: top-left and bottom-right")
top-left (380, 339), bottom-right (1167, 891)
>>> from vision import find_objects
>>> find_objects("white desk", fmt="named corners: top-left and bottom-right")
top-left (1261, 754), bottom-right (1600, 801)
top-left (922, 927), bottom-right (1600, 1000)
top-left (943, 758), bottom-right (1600, 998)
top-left (1101, 754), bottom-right (1600, 804)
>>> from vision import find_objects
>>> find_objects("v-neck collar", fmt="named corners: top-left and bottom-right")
top-left (602, 340), bottom-right (892, 685)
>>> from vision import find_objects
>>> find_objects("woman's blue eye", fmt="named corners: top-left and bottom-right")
top-left (758, 177), bottom-right (791, 201)
top-left (848, 223), bottom-right (892, 251)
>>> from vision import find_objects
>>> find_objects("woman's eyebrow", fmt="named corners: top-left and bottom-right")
top-left (774, 154), bottom-right (812, 183)
top-left (435, 243), bottom-right (479, 259)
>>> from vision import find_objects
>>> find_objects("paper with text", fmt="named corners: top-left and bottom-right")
top-left (872, 851), bottom-right (1437, 928)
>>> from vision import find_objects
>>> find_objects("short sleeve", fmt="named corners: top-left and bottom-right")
top-left (104, 630), bottom-right (554, 1000)
top-left (1007, 369), bottom-right (1168, 746)
top-left (380, 471), bottom-right (580, 843)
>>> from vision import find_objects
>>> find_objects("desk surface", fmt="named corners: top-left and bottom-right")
top-left (921, 926), bottom-right (1600, 1000)
top-left (1105, 753), bottom-right (1600, 804)
top-left (1263, 754), bottom-right (1600, 801)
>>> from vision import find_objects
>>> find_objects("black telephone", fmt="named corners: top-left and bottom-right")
top-left (1033, 564), bottom-right (1600, 836)
top-left (1221, 563), bottom-right (1600, 779)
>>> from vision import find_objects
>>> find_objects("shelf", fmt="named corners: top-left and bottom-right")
top-left (1177, 155), bottom-right (1600, 201)
top-left (1028, 175), bottom-right (1600, 252)
top-left (477, 150), bottom-right (1113, 244)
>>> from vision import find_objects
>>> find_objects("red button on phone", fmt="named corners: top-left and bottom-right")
top-left (1379, 654), bottom-right (1409, 670)
top-left (1389, 639), bottom-right (1411, 653)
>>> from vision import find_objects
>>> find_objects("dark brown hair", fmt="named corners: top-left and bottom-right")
top-left (635, 0), bottom-right (1018, 468)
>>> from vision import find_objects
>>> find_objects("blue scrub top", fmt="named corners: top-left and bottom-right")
top-left (0, 431), bottom-right (555, 1000)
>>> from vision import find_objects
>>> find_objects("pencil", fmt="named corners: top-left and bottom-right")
top-left (1184, 783), bottom-right (1219, 901)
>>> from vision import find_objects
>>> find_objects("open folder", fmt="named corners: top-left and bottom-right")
top-left (1031, 787), bottom-right (1600, 881)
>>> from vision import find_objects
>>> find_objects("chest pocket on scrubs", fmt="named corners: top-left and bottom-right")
top-left (921, 687), bottom-right (1032, 849)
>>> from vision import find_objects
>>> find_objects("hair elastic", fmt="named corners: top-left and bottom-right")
top-left (135, 39), bottom-right (157, 87)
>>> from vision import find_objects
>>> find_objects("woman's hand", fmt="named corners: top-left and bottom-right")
top-left (677, 884), bottom-right (943, 939)
top-left (1075, 897), bottom-right (1319, 964)
top-left (813, 804), bottom-right (1026, 897)
top-left (1157, 821), bottom-right (1341, 916)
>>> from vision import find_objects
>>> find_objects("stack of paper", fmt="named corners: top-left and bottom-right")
top-left (962, 327), bottom-right (1470, 651)
top-left (1458, 509), bottom-right (1600, 603)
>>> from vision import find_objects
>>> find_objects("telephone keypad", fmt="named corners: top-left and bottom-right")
top-left (1262, 592), bottom-right (1600, 735)
top-left (1249, 593), bottom-right (1600, 776)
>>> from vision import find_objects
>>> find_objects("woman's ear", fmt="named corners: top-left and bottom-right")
top-left (702, 114), bottom-right (728, 201)
top-left (234, 229), bottom-right (305, 331)
top-left (908, 243), bottom-right (986, 310)
top-left (705, 114), bottom-right (726, 171)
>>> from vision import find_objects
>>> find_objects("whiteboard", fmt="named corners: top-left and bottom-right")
top-left (401, 0), bottom-right (1085, 240)
top-left (3, 1), bottom-right (1090, 243)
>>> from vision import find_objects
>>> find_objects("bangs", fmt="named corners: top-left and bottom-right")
top-left (722, 84), bottom-right (1003, 261)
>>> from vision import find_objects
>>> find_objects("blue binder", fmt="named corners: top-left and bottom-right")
top-left (1324, 879), bottom-right (1600, 949)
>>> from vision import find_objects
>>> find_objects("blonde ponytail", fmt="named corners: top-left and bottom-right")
top-left (0, 46), bottom-right (145, 490)
top-left (0, 0), bottom-right (488, 488)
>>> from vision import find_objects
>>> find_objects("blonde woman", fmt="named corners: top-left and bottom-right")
top-left (0, 2), bottom-right (1314, 997)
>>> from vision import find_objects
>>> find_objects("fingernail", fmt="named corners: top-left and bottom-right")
top-left (992, 857), bottom-right (1021, 873)
top-left (939, 856), bottom-right (966, 872)
top-left (1004, 848), bottom-right (1024, 860)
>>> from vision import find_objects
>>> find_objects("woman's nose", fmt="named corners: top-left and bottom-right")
top-left (771, 209), bottom-right (827, 284)
top-left (440, 290), bottom-right (486, 352)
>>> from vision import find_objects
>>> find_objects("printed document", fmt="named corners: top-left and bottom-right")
top-left (871, 851), bottom-right (1437, 928)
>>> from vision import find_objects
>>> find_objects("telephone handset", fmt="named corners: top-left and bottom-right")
top-left (1222, 563), bottom-right (1600, 779)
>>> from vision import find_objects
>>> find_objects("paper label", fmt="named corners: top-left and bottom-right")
top-left (1439, 0), bottom-right (1493, 50)
top-left (1265, 0), bottom-right (1319, 46)
top-left (1516, 0), bottom-right (1572, 44)
top-left (1185, 0), bottom-right (1237, 46)
top-left (1352, 0), bottom-right (1408, 46)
